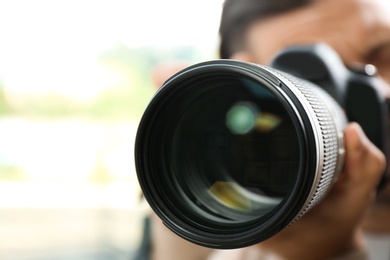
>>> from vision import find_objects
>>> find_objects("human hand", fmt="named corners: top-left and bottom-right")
top-left (256, 123), bottom-right (386, 260)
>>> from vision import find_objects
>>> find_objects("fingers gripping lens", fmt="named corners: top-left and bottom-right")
top-left (135, 60), bottom-right (346, 249)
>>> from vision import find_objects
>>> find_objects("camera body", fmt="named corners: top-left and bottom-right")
top-left (270, 43), bottom-right (388, 188)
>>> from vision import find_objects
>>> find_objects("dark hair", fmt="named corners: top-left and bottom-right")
top-left (219, 0), bottom-right (312, 59)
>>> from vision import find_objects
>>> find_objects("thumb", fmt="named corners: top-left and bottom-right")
top-left (340, 122), bottom-right (385, 196)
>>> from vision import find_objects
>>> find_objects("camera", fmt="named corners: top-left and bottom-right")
top-left (135, 43), bottom-right (388, 249)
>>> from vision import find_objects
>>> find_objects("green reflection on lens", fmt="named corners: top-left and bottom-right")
top-left (226, 103), bottom-right (257, 135)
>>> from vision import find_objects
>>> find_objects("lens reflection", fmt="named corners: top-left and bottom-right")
top-left (208, 181), bottom-right (283, 212)
top-left (209, 181), bottom-right (253, 211)
top-left (169, 75), bottom-right (300, 222)
top-left (226, 102), bottom-right (257, 135)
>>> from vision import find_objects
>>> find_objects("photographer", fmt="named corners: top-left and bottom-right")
top-left (139, 0), bottom-right (390, 259)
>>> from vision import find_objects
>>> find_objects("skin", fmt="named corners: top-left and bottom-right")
top-left (236, 0), bottom-right (390, 83)
top-left (149, 0), bottom-right (390, 258)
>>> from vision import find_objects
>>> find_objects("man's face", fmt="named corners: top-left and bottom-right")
top-left (234, 0), bottom-right (390, 232)
top-left (240, 0), bottom-right (390, 84)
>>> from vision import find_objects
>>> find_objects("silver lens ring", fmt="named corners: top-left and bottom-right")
top-left (262, 65), bottom-right (347, 223)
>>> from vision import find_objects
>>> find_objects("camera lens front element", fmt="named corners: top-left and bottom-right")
top-left (135, 60), bottom-right (346, 248)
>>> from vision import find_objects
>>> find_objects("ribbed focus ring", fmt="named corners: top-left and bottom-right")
top-left (295, 80), bottom-right (339, 210)
top-left (262, 66), bottom-right (346, 221)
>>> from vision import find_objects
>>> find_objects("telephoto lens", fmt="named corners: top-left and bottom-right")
top-left (135, 60), bottom-right (347, 249)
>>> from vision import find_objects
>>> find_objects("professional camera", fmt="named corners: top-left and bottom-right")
top-left (135, 43), bottom-right (388, 249)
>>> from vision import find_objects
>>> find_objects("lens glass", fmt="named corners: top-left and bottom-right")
top-left (162, 73), bottom-right (300, 223)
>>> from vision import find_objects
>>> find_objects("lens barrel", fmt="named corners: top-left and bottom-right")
top-left (135, 60), bottom-right (346, 249)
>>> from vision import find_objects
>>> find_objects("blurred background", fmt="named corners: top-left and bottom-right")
top-left (0, 0), bottom-right (223, 259)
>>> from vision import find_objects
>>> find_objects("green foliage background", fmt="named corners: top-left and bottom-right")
top-left (0, 45), bottom-right (208, 122)
top-left (0, 45), bottom-right (211, 181)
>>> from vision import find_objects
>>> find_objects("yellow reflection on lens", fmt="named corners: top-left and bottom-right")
top-left (208, 181), bottom-right (252, 211)
top-left (255, 112), bottom-right (281, 132)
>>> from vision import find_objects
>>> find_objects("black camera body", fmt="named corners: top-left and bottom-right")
top-left (271, 43), bottom-right (388, 189)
